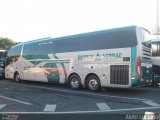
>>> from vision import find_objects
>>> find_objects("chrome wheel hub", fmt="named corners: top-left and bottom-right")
top-left (71, 78), bottom-right (79, 88)
top-left (16, 75), bottom-right (20, 81)
top-left (89, 79), bottom-right (98, 89)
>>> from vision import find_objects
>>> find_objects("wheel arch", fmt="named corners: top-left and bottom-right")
top-left (67, 72), bottom-right (83, 89)
top-left (67, 72), bottom-right (82, 84)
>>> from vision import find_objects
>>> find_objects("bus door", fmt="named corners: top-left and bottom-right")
top-left (21, 61), bottom-right (35, 80)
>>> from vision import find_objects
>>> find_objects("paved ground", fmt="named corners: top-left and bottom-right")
top-left (0, 79), bottom-right (160, 120)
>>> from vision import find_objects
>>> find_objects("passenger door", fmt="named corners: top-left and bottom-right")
top-left (21, 61), bottom-right (35, 80)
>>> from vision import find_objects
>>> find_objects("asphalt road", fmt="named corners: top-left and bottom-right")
top-left (0, 79), bottom-right (160, 120)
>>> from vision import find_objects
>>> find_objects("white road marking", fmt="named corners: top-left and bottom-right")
top-left (0, 95), bottom-right (32, 105)
top-left (0, 104), bottom-right (6, 110)
top-left (96, 103), bottom-right (111, 110)
top-left (143, 100), bottom-right (160, 107)
top-left (0, 81), bottom-right (159, 114)
top-left (0, 106), bottom-right (160, 114)
top-left (5, 81), bottom-right (150, 101)
top-left (44, 104), bottom-right (56, 112)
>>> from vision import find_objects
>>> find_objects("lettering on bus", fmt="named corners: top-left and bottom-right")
top-left (78, 53), bottom-right (122, 61)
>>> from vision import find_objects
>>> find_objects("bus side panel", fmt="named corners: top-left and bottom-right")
top-left (102, 48), bottom-right (131, 88)
top-left (55, 53), bottom-right (83, 85)
top-left (83, 63), bottom-right (103, 86)
top-left (130, 46), bottom-right (139, 86)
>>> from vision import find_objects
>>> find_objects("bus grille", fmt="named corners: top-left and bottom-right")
top-left (110, 65), bottom-right (129, 85)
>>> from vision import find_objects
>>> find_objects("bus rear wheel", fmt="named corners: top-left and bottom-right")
top-left (87, 75), bottom-right (101, 92)
top-left (14, 72), bottom-right (21, 83)
top-left (68, 74), bottom-right (82, 90)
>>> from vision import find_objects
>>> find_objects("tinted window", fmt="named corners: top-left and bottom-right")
top-left (54, 37), bottom-right (80, 53)
top-left (22, 41), bottom-right (54, 60)
top-left (6, 44), bottom-right (22, 66)
top-left (152, 41), bottom-right (160, 56)
top-left (142, 41), bottom-right (151, 48)
top-left (22, 27), bottom-right (138, 56)
top-left (137, 28), bottom-right (151, 43)
top-left (8, 44), bottom-right (22, 57)
top-left (54, 28), bottom-right (137, 53)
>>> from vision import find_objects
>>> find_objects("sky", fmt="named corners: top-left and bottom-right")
top-left (0, 0), bottom-right (158, 42)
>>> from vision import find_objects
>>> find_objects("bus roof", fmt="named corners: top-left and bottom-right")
top-left (22, 25), bottom-right (139, 44)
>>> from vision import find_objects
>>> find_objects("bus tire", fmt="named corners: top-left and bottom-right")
top-left (14, 72), bottom-right (21, 83)
top-left (68, 74), bottom-right (82, 90)
top-left (87, 75), bottom-right (101, 92)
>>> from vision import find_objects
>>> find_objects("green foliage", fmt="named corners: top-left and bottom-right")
top-left (0, 37), bottom-right (17, 50)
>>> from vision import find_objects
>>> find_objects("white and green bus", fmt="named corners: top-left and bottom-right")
top-left (5, 26), bottom-right (152, 91)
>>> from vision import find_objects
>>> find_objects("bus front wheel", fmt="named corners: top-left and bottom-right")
top-left (14, 72), bottom-right (21, 83)
top-left (68, 74), bottom-right (82, 90)
top-left (87, 75), bottom-right (101, 92)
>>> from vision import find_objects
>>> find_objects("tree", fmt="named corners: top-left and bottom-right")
top-left (0, 37), bottom-right (17, 50)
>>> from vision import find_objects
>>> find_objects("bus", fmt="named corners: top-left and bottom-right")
top-left (0, 50), bottom-right (6, 79)
top-left (151, 39), bottom-right (160, 85)
top-left (5, 26), bottom-right (152, 91)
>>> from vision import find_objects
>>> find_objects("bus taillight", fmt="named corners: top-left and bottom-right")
top-left (136, 56), bottom-right (141, 77)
